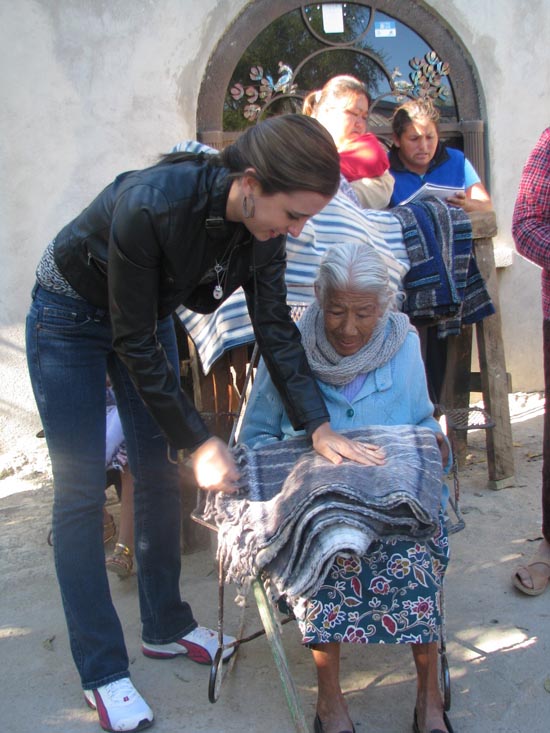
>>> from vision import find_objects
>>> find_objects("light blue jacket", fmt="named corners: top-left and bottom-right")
top-left (240, 329), bottom-right (451, 475)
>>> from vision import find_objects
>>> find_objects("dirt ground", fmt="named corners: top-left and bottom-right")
top-left (1, 392), bottom-right (549, 733)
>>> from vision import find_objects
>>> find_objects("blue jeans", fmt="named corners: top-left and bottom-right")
top-left (26, 285), bottom-right (197, 689)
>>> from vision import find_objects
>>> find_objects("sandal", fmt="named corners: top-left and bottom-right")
top-left (106, 543), bottom-right (134, 578)
top-left (47, 512), bottom-right (117, 547)
top-left (512, 559), bottom-right (550, 596)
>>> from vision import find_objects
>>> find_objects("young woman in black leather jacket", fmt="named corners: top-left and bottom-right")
top-left (26, 113), bottom-right (383, 732)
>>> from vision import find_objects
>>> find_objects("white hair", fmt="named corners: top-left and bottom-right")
top-left (315, 242), bottom-right (392, 311)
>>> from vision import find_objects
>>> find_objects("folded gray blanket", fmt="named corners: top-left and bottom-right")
top-left (203, 426), bottom-right (443, 603)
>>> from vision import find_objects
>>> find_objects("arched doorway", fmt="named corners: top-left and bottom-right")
top-left (196, 0), bottom-right (489, 186)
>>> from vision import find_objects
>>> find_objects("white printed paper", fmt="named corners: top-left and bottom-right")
top-left (322, 4), bottom-right (344, 34)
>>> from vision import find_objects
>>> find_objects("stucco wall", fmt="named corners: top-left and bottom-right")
top-left (425, 0), bottom-right (549, 393)
top-left (0, 0), bottom-right (548, 450)
top-left (0, 0), bottom-right (250, 451)
top-left (1, 0), bottom-right (246, 322)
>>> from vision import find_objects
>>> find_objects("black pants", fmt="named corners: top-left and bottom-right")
top-left (417, 325), bottom-right (448, 407)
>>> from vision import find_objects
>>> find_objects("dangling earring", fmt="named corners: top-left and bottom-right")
top-left (243, 194), bottom-right (255, 219)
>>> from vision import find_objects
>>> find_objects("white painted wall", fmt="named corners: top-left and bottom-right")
top-left (0, 0), bottom-right (249, 451)
top-left (0, 0), bottom-right (548, 450)
top-left (427, 0), bottom-right (549, 393)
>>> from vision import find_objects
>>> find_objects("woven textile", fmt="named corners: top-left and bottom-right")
top-left (203, 425), bottom-right (442, 604)
top-left (392, 198), bottom-right (495, 337)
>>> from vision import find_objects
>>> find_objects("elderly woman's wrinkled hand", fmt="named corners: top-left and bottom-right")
top-left (191, 436), bottom-right (241, 493)
top-left (312, 422), bottom-right (386, 466)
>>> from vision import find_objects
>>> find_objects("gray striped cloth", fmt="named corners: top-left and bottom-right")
top-left (202, 425), bottom-right (442, 604)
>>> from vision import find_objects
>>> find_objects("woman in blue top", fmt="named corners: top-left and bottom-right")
top-left (388, 97), bottom-right (492, 212)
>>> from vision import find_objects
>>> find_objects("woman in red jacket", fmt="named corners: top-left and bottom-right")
top-left (303, 75), bottom-right (394, 209)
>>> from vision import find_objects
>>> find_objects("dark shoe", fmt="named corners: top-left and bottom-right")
top-left (413, 707), bottom-right (455, 733)
top-left (314, 713), bottom-right (356, 733)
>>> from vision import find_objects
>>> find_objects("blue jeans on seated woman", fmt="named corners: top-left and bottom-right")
top-left (26, 284), bottom-right (197, 689)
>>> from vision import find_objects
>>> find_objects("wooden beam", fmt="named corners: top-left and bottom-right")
top-left (473, 229), bottom-right (516, 487)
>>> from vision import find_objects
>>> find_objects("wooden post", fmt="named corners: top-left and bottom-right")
top-left (445, 211), bottom-right (515, 488)
top-left (470, 212), bottom-right (515, 488)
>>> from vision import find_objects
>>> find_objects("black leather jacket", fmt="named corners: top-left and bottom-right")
top-left (53, 156), bottom-right (329, 449)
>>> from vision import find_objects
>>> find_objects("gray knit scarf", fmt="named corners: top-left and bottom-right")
top-left (298, 302), bottom-right (413, 386)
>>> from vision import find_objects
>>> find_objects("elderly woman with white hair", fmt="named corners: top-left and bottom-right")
top-left (240, 242), bottom-right (453, 733)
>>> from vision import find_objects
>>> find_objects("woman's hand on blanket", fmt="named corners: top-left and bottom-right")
top-left (311, 423), bottom-right (386, 466)
top-left (191, 436), bottom-right (240, 493)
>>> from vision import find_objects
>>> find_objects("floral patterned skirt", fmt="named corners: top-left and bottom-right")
top-left (296, 511), bottom-right (449, 646)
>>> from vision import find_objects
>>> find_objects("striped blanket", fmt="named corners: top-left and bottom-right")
top-left (392, 198), bottom-right (495, 337)
top-left (173, 141), bottom-right (410, 374)
top-left (202, 425), bottom-right (443, 604)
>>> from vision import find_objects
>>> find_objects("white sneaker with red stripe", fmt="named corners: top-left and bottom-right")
top-left (142, 625), bottom-right (236, 665)
top-left (84, 678), bottom-right (153, 732)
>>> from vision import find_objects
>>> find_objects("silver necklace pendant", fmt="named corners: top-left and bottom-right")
top-left (213, 261), bottom-right (225, 300)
